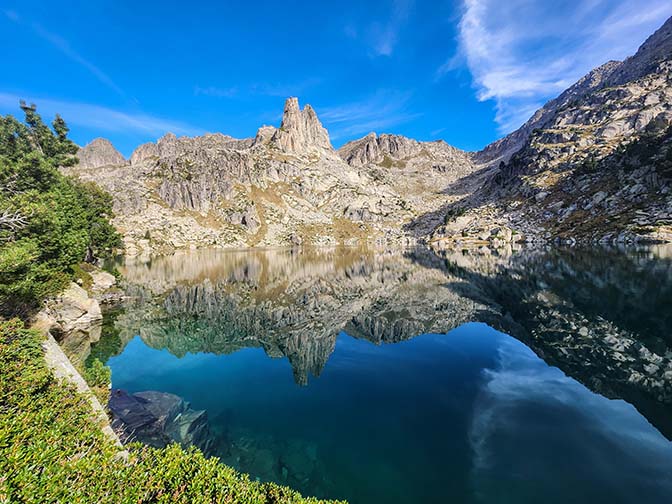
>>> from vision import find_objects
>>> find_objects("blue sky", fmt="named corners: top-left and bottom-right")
top-left (1, 0), bottom-right (670, 157)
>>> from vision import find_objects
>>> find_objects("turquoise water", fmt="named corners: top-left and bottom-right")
top-left (95, 247), bottom-right (672, 503)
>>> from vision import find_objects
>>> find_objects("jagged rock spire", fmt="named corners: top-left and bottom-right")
top-left (271, 97), bottom-right (333, 153)
top-left (77, 138), bottom-right (127, 169)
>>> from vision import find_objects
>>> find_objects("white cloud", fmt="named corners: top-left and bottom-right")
top-left (448, 0), bottom-right (672, 134)
top-left (318, 90), bottom-right (420, 140)
top-left (0, 92), bottom-right (201, 136)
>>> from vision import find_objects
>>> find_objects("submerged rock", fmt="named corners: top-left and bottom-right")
top-left (109, 389), bottom-right (213, 454)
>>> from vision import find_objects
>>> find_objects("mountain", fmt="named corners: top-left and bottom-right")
top-left (65, 17), bottom-right (672, 251)
top-left (77, 138), bottom-right (127, 169)
top-left (65, 98), bottom-right (477, 254)
top-left (429, 15), bottom-right (672, 247)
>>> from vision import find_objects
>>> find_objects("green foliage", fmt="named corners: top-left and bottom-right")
top-left (0, 104), bottom-right (121, 317)
top-left (0, 320), bottom-right (342, 504)
top-left (82, 357), bottom-right (112, 404)
top-left (82, 358), bottom-right (111, 388)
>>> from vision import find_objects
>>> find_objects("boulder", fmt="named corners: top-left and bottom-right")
top-left (37, 282), bottom-right (103, 366)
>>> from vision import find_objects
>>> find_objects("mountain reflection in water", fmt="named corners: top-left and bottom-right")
top-left (93, 246), bottom-right (672, 504)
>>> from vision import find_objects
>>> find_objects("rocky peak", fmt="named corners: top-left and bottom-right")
top-left (476, 16), bottom-right (672, 166)
top-left (475, 60), bottom-right (622, 165)
top-left (605, 15), bottom-right (672, 86)
top-left (130, 142), bottom-right (159, 165)
top-left (338, 132), bottom-right (473, 173)
top-left (253, 125), bottom-right (276, 146)
top-left (77, 138), bottom-right (126, 169)
top-left (339, 133), bottom-right (420, 166)
top-left (270, 97), bottom-right (333, 153)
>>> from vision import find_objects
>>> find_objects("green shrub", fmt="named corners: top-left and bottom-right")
top-left (0, 319), bottom-right (343, 504)
top-left (82, 358), bottom-right (110, 387)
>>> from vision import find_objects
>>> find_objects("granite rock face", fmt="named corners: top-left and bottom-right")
top-left (33, 282), bottom-right (102, 367)
top-left (64, 97), bottom-right (478, 252)
top-left (270, 97), bottom-right (332, 153)
top-left (429, 15), bottom-right (672, 247)
top-left (77, 138), bottom-right (127, 169)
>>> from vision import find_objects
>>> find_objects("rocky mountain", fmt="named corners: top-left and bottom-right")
top-left (64, 17), bottom-right (672, 251)
top-left (430, 15), bottom-right (672, 247)
top-left (77, 137), bottom-right (127, 169)
top-left (65, 98), bottom-right (477, 254)
top-left (338, 132), bottom-right (470, 170)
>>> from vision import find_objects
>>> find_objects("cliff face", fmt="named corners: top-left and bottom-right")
top-left (65, 98), bottom-right (478, 253)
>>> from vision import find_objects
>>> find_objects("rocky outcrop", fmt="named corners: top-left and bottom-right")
top-left (34, 283), bottom-right (103, 367)
top-left (130, 142), bottom-right (158, 165)
top-left (32, 268), bottom-right (121, 366)
top-left (269, 97), bottom-right (332, 153)
top-left (77, 138), bottom-right (127, 169)
top-left (428, 15), bottom-right (672, 247)
top-left (338, 132), bottom-right (471, 170)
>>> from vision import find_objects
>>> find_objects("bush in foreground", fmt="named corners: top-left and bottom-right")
top-left (0, 320), bottom-right (343, 504)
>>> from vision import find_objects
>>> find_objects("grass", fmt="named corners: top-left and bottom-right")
top-left (0, 319), bottom-right (344, 504)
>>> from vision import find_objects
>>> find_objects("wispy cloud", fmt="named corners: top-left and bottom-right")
top-left (250, 78), bottom-right (322, 97)
top-left (0, 92), bottom-right (201, 136)
top-left (3, 10), bottom-right (125, 98)
top-left (445, 0), bottom-right (672, 134)
top-left (194, 85), bottom-right (238, 98)
top-left (352, 0), bottom-right (414, 57)
top-left (318, 90), bottom-right (420, 140)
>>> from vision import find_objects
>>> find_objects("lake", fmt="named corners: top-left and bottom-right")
top-left (91, 246), bottom-right (672, 503)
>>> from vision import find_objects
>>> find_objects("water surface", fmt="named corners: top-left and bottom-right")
top-left (93, 246), bottom-right (672, 503)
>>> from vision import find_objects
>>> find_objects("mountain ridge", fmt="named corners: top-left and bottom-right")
top-left (71, 16), bottom-right (672, 251)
